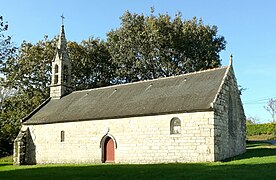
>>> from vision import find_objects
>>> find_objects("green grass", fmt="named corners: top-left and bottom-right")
top-left (247, 134), bottom-right (276, 140)
top-left (0, 155), bottom-right (12, 163)
top-left (1, 141), bottom-right (276, 180)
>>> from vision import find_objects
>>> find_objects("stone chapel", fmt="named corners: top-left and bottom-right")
top-left (14, 24), bottom-right (246, 165)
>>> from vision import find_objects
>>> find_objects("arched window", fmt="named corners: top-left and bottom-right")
top-left (54, 75), bottom-right (58, 84)
top-left (53, 64), bottom-right (59, 84)
top-left (63, 65), bottom-right (68, 84)
top-left (55, 64), bottom-right (59, 73)
top-left (61, 130), bottom-right (65, 142)
top-left (170, 117), bottom-right (181, 134)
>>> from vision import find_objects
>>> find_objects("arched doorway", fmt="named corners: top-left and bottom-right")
top-left (103, 137), bottom-right (115, 163)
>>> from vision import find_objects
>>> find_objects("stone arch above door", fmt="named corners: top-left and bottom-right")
top-left (100, 134), bottom-right (117, 149)
top-left (100, 134), bottom-right (117, 163)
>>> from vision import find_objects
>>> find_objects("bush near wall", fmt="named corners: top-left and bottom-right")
top-left (246, 123), bottom-right (276, 136)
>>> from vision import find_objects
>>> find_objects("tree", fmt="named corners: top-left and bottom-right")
top-left (0, 10), bottom-right (227, 157)
top-left (0, 16), bottom-right (17, 71)
top-left (246, 115), bottom-right (259, 124)
top-left (0, 16), bottom-right (17, 157)
top-left (107, 10), bottom-right (226, 83)
top-left (0, 77), bottom-right (15, 112)
top-left (0, 36), bottom-right (112, 156)
top-left (0, 36), bottom-right (55, 157)
top-left (68, 38), bottom-right (113, 90)
top-left (264, 98), bottom-right (276, 123)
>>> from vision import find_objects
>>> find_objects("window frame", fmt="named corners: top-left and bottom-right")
top-left (170, 117), bottom-right (181, 135)
top-left (60, 130), bottom-right (65, 142)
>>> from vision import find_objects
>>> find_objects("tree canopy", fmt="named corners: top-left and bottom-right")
top-left (107, 11), bottom-right (226, 83)
top-left (0, 16), bottom-right (17, 157)
top-left (0, 16), bottom-right (16, 71)
top-left (0, 11), bottom-right (226, 157)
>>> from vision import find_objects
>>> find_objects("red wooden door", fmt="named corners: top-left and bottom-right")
top-left (104, 137), bottom-right (114, 163)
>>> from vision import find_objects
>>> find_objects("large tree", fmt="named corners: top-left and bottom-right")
top-left (107, 11), bottom-right (226, 83)
top-left (0, 16), bottom-right (17, 157)
top-left (68, 38), bottom-right (113, 90)
top-left (0, 36), bottom-right (54, 157)
top-left (0, 36), bottom-right (112, 156)
top-left (0, 16), bottom-right (16, 71)
top-left (0, 11), bottom-right (227, 156)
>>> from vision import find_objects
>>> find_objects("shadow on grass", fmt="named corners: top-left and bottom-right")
top-left (1, 141), bottom-right (276, 180)
top-left (0, 163), bottom-right (12, 167)
top-left (246, 141), bottom-right (266, 148)
top-left (1, 163), bottom-right (276, 180)
top-left (224, 141), bottom-right (276, 162)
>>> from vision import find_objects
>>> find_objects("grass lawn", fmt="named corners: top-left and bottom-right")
top-left (247, 134), bottom-right (276, 140)
top-left (1, 141), bottom-right (276, 180)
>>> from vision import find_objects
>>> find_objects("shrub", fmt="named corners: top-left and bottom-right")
top-left (247, 123), bottom-right (276, 136)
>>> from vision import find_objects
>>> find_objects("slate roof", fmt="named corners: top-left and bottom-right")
top-left (23, 66), bottom-right (228, 125)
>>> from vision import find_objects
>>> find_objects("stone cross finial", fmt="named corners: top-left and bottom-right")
top-left (61, 14), bottom-right (65, 25)
top-left (229, 54), bottom-right (233, 66)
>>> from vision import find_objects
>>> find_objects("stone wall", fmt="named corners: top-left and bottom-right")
top-left (13, 129), bottom-right (27, 165)
top-left (213, 66), bottom-right (246, 161)
top-left (23, 111), bottom-right (215, 164)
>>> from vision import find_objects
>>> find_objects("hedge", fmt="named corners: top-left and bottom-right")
top-left (246, 123), bottom-right (276, 136)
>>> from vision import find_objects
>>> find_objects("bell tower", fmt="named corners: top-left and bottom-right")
top-left (50, 17), bottom-right (72, 99)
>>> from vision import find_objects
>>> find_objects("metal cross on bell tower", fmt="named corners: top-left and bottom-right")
top-left (61, 14), bottom-right (65, 25)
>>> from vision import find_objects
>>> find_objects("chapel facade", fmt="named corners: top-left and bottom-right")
top-left (13, 24), bottom-right (246, 165)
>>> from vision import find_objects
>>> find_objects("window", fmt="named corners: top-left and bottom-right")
top-left (170, 117), bottom-right (181, 134)
top-left (54, 75), bottom-right (58, 84)
top-left (63, 65), bottom-right (68, 83)
top-left (55, 64), bottom-right (59, 73)
top-left (61, 131), bottom-right (65, 142)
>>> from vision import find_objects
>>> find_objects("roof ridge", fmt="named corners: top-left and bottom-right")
top-left (72, 66), bottom-right (229, 94)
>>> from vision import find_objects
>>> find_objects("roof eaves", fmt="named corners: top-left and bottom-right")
top-left (23, 107), bottom-right (214, 125)
top-left (21, 97), bottom-right (51, 123)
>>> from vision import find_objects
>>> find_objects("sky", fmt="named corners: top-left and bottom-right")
top-left (1, 0), bottom-right (276, 123)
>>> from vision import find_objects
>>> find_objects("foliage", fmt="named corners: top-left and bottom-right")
top-left (264, 98), bottom-right (276, 123)
top-left (0, 10), bottom-right (227, 157)
top-left (107, 10), bottom-right (226, 83)
top-left (0, 155), bottom-right (12, 162)
top-left (0, 16), bottom-right (17, 69)
top-left (0, 16), bottom-right (17, 157)
top-left (68, 38), bottom-right (113, 90)
top-left (1, 142), bottom-right (276, 180)
top-left (0, 37), bottom-right (55, 157)
top-left (0, 37), bottom-right (112, 157)
top-left (246, 115), bottom-right (259, 124)
top-left (246, 123), bottom-right (276, 136)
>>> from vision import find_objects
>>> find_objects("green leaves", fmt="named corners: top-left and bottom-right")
top-left (0, 11), bottom-right (227, 157)
top-left (107, 11), bottom-right (226, 83)
top-left (68, 38), bottom-right (113, 90)
top-left (0, 16), bottom-right (17, 70)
